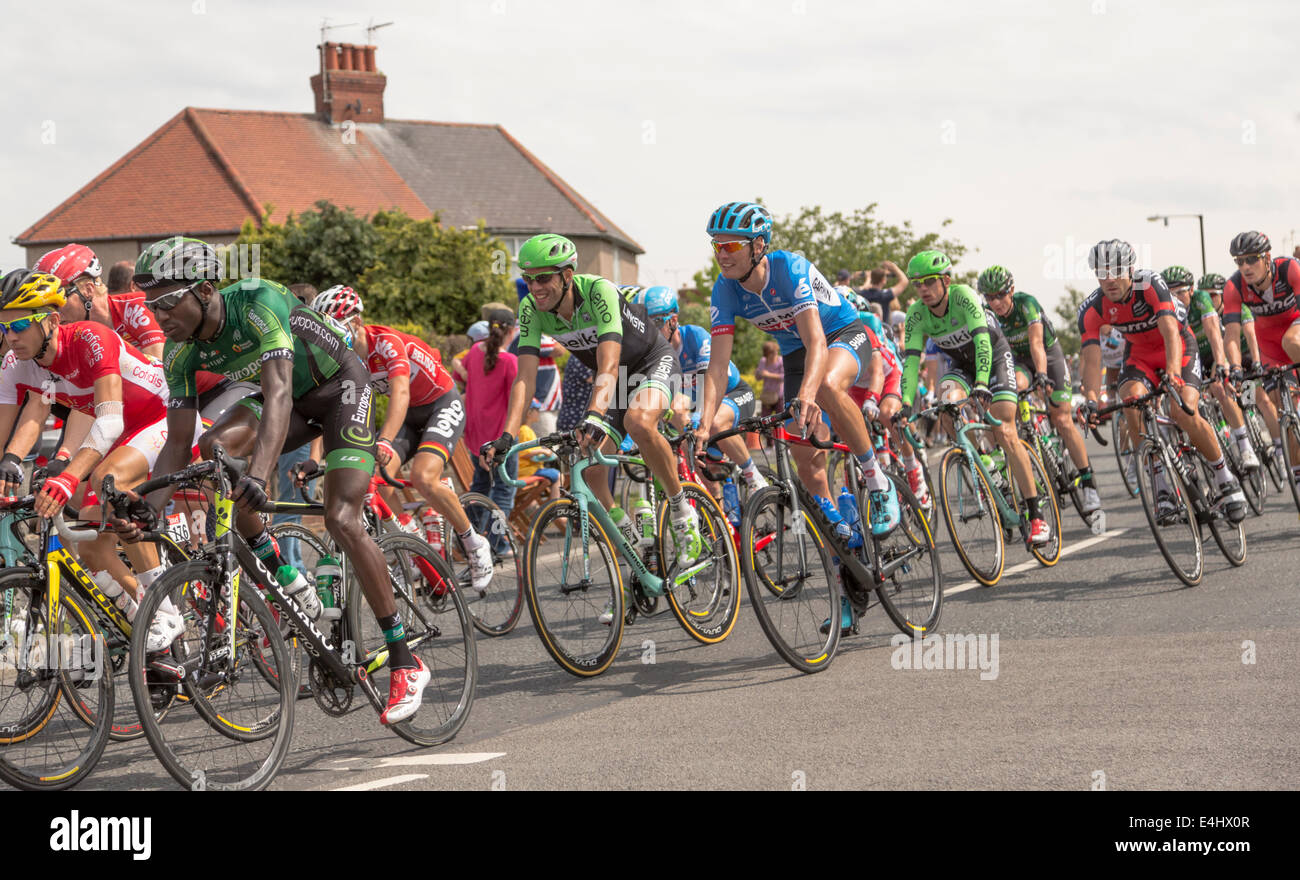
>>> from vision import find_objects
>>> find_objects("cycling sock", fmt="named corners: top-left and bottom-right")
top-left (379, 614), bottom-right (415, 669)
top-left (136, 565), bottom-right (166, 590)
top-left (899, 449), bottom-right (917, 468)
top-left (249, 530), bottom-right (284, 569)
top-left (857, 452), bottom-right (888, 493)
top-left (1026, 495), bottom-right (1043, 521)
top-left (1078, 466), bottom-right (1096, 489)
top-left (669, 491), bottom-right (691, 519)
top-left (456, 526), bottom-right (478, 545)
top-left (1231, 426), bottom-right (1249, 441)
top-left (1209, 455), bottom-right (1232, 486)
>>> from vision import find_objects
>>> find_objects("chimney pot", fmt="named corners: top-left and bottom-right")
top-left (363, 45), bottom-right (376, 72)
top-left (324, 42), bottom-right (338, 70)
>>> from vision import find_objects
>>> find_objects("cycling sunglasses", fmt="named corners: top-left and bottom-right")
top-left (710, 239), bottom-right (752, 255)
top-left (0, 312), bottom-right (50, 335)
top-left (1233, 254), bottom-right (1267, 267)
top-left (145, 280), bottom-right (202, 312)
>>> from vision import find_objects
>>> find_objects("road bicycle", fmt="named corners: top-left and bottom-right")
top-left (119, 444), bottom-right (476, 790)
top-left (921, 397), bottom-right (1062, 587)
top-left (713, 404), bottom-right (941, 673)
top-left (1016, 385), bottom-right (1106, 535)
top-left (499, 429), bottom-right (740, 678)
top-left (1253, 360), bottom-right (1300, 519)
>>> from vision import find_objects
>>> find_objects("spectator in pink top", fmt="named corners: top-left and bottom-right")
top-left (465, 307), bottom-right (520, 543)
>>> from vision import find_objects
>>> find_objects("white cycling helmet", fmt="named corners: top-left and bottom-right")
top-left (311, 285), bottom-right (364, 322)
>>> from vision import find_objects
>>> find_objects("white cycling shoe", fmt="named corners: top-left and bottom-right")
top-left (146, 609), bottom-right (185, 652)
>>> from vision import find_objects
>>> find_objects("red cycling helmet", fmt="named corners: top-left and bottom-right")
top-left (34, 243), bottom-right (102, 285)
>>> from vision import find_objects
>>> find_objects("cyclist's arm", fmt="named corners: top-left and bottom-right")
top-left (792, 309), bottom-right (829, 403)
top-left (1202, 311), bottom-right (1228, 372)
top-left (697, 331), bottom-right (734, 433)
top-left (1081, 343), bottom-right (1102, 403)
top-left (1, 396), bottom-right (48, 460)
top-left (380, 372), bottom-right (410, 448)
top-left (864, 349), bottom-right (884, 396)
top-left (1157, 313), bottom-right (1184, 379)
top-left (1027, 321), bottom-right (1048, 375)
top-left (900, 308), bottom-right (924, 407)
top-left (247, 358), bottom-right (293, 486)
top-left (1222, 281), bottom-right (1243, 369)
top-left (60, 409), bottom-right (94, 456)
top-left (501, 353), bottom-right (539, 440)
top-left (308, 436), bottom-right (324, 465)
top-left (60, 373), bottom-right (126, 483)
top-left (588, 339), bottom-right (622, 417)
top-left (140, 341), bottom-right (164, 361)
top-left (141, 406), bottom-right (198, 514)
top-left (1242, 321), bottom-right (1262, 367)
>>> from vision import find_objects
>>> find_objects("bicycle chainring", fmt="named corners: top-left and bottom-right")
top-left (309, 658), bottom-right (355, 716)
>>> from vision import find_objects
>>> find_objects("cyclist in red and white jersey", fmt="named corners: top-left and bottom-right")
top-left (37, 243), bottom-right (166, 360)
top-left (0, 273), bottom-right (189, 648)
top-left (1077, 240), bottom-right (1246, 523)
top-left (1221, 230), bottom-right (1300, 486)
top-left (847, 323), bottom-right (931, 507)
top-left (308, 286), bottom-right (495, 591)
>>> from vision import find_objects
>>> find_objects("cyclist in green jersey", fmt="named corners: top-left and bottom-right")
top-left (1164, 266), bottom-right (1259, 470)
top-left (900, 251), bottom-right (1052, 545)
top-left (479, 234), bottom-right (703, 568)
top-left (116, 237), bottom-right (431, 725)
top-left (977, 266), bottom-right (1102, 516)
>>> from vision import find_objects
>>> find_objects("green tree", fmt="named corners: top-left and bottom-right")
top-left (361, 211), bottom-right (512, 335)
top-left (689, 259), bottom-right (763, 373)
top-left (233, 200), bottom-right (379, 291)
top-left (772, 203), bottom-right (976, 307)
top-left (1052, 286), bottom-right (1088, 356)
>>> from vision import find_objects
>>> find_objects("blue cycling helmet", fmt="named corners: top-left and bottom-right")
top-left (642, 285), bottom-right (678, 317)
top-left (707, 202), bottom-right (772, 243)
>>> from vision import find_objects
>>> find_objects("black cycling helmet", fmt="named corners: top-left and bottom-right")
top-left (1229, 230), bottom-right (1271, 257)
top-left (0, 268), bottom-right (30, 303)
top-left (1088, 239), bottom-right (1136, 276)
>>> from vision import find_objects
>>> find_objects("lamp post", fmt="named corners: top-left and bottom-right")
top-left (1147, 213), bottom-right (1206, 276)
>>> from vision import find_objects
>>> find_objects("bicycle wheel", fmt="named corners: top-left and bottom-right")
top-left (1281, 414), bottom-right (1300, 519)
top-left (523, 498), bottom-right (624, 677)
top-left (872, 476), bottom-right (943, 637)
top-left (938, 447), bottom-right (1005, 586)
top-left (1113, 413), bottom-right (1140, 497)
top-left (1133, 441), bottom-right (1203, 587)
top-left (1243, 405), bottom-right (1281, 494)
top-left (1008, 439), bottom-right (1062, 567)
top-left (741, 484), bottom-right (840, 673)
top-left (129, 559), bottom-right (294, 791)
top-left (655, 482), bottom-right (741, 645)
top-left (346, 533), bottom-right (477, 747)
top-left (0, 570), bottom-right (113, 791)
top-left (454, 492), bottom-right (524, 636)
top-left (1194, 455), bottom-right (1246, 566)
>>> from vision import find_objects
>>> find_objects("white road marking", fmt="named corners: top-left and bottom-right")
top-left (330, 752), bottom-right (505, 768)
top-left (333, 773), bottom-right (428, 791)
top-left (943, 528), bottom-right (1131, 596)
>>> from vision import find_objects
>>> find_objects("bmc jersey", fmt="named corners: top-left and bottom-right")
top-left (1223, 256), bottom-right (1300, 328)
top-left (363, 324), bottom-right (454, 407)
top-left (517, 275), bottom-right (662, 372)
top-left (0, 323), bottom-right (167, 428)
top-left (900, 284), bottom-right (1008, 405)
top-left (996, 292), bottom-right (1058, 363)
top-left (107, 291), bottom-right (166, 352)
top-left (710, 250), bottom-right (857, 356)
top-left (1077, 270), bottom-right (1195, 358)
top-left (675, 323), bottom-right (740, 401)
top-left (162, 279), bottom-right (353, 408)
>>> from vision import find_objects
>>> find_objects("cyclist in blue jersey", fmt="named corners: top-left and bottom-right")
top-left (640, 285), bottom-right (765, 490)
top-left (697, 201), bottom-right (900, 547)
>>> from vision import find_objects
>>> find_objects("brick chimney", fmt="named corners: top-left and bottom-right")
top-left (310, 42), bottom-right (386, 124)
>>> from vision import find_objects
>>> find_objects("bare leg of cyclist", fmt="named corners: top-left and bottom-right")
top-left (410, 448), bottom-right (494, 589)
top-left (817, 347), bottom-right (899, 533)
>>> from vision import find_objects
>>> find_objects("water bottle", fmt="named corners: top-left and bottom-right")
top-left (722, 478), bottom-right (742, 530)
top-left (610, 506), bottom-right (638, 550)
top-left (422, 507), bottom-right (444, 556)
top-left (836, 486), bottom-right (864, 549)
top-left (314, 555), bottom-right (343, 622)
top-left (633, 497), bottom-right (655, 548)
top-left (396, 512), bottom-right (422, 536)
top-left (276, 564), bottom-right (321, 621)
top-left (816, 496), bottom-right (852, 543)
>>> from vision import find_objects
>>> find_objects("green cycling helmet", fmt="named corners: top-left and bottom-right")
top-left (1161, 265), bottom-right (1195, 288)
top-left (977, 265), bottom-right (1014, 295)
top-left (907, 250), bottom-right (952, 280)
top-left (1198, 272), bottom-right (1227, 292)
top-left (133, 236), bottom-right (224, 291)
top-left (518, 234), bottom-right (578, 271)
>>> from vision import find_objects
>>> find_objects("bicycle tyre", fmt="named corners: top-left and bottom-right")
top-left (1010, 438), bottom-right (1062, 567)
top-left (872, 476), bottom-right (943, 637)
top-left (0, 570), bottom-right (113, 791)
top-left (938, 447), bottom-right (1005, 586)
top-left (1113, 412), bottom-right (1140, 497)
top-left (655, 482), bottom-right (742, 645)
top-left (1194, 455), bottom-right (1246, 566)
top-left (740, 485), bottom-right (840, 673)
top-left (1242, 405), bottom-right (1280, 495)
top-left (1281, 413), bottom-right (1300, 520)
top-left (129, 558), bottom-right (294, 791)
top-left (354, 533), bottom-right (478, 747)
top-left (454, 492), bottom-right (524, 637)
top-left (1133, 440), bottom-right (1203, 587)
top-left (523, 497), bottom-right (625, 677)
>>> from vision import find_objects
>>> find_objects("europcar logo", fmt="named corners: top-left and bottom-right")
top-left (343, 425), bottom-right (374, 446)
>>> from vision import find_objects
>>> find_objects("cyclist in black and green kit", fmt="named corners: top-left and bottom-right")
top-left (977, 265), bottom-right (1102, 517)
top-left (117, 237), bottom-right (431, 725)
top-left (899, 251), bottom-right (1052, 545)
top-left (1163, 265), bottom-right (1259, 470)
top-left (480, 234), bottom-right (704, 577)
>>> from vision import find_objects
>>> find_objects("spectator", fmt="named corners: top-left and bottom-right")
top-left (755, 340), bottom-right (784, 417)
top-left (275, 282), bottom-right (319, 570)
top-left (532, 335), bottom-right (562, 436)
top-left (452, 320), bottom-right (490, 388)
top-left (518, 401), bottom-right (562, 507)
top-left (556, 356), bottom-right (594, 432)
top-left (464, 307), bottom-right (520, 542)
top-left (106, 260), bottom-right (137, 294)
top-left (836, 268), bottom-right (855, 290)
top-left (862, 260), bottom-right (909, 314)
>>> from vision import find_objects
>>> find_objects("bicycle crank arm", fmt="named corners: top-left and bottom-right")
top-left (560, 578), bottom-right (597, 596)
top-left (354, 664), bottom-right (387, 713)
top-left (876, 544), bottom-right (925, 582)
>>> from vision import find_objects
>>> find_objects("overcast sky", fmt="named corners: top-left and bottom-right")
top-left (4, 0), bottom-right (1297, 314)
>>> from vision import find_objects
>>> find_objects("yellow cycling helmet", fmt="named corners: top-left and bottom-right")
top-left (1, 272), bottom-right (67, 311)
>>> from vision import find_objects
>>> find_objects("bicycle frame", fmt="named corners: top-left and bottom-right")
top-left (925, 402), bottom-right (1021, 532)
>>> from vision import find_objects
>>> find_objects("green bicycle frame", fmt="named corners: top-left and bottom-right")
top-left (945, 407), bottom-right (1021, 531)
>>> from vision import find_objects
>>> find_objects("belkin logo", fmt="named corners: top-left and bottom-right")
top-left (49, 810), bottom-right (151, 860)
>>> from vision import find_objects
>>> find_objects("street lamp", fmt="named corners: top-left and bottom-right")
top-left (1147, 213), bottom-right (1206, 276)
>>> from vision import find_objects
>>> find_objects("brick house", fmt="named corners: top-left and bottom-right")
top-left (15, 42), bottom-right (642, 282)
